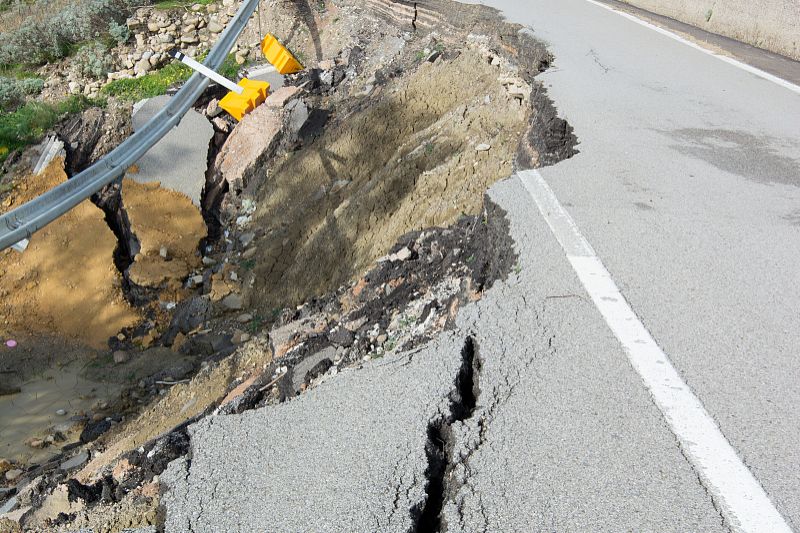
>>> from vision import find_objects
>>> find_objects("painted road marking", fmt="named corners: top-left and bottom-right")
top-left (518, 169), bottom-right (792, 533)
top-left (585, 0), bottom-right (800, 95)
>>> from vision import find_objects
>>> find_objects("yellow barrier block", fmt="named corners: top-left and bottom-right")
top-left (219, 79), bottom-right (270, 121)
top-left (261, 34), bottom-right (303, 75)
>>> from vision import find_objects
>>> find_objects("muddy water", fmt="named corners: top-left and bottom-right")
top-left (0, 360), bottom-right (116, 465)
top-left (0, 158), bottom-right (207, 467)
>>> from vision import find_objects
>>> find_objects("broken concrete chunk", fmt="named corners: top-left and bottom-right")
top-left (221, 293), bottom-right (244, 311)
top-left (265, 85), bottom-right (302, 108)
top-left (291, 346), bottom-right (337, 392)
top-left (216, 104), bottom-right (283, 193)
top-left (59, 451), bottom-right (89, 471)
top-left (231, 331), bottom-right (251, 344)
top-left (4, 469), bottom-right (22, 482)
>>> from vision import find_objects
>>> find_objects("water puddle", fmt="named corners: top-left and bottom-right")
top-left (0, 361), bottom-right (116, 465)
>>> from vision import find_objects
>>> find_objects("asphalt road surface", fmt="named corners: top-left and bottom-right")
top-left (129, 95), bottom-right (212, 206)
top-left (162, 0), bottom-right (800, 531)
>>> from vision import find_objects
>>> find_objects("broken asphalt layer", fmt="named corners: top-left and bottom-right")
top-left (161, 176), bottom-right (724, 532)
top-left (130, 95), bottom-right (212, 206)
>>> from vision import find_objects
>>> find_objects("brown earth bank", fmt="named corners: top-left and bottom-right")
top-left (0, 0), bottom-right (577, 529)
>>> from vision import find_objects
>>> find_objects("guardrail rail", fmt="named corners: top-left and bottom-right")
top-left (0, 0), bottom-right (262, 251)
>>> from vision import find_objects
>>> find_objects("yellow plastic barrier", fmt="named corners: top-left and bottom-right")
top-left (261, 34), bottom-right (303, 75)
top-left (219, 78), bottom-right (271, 121)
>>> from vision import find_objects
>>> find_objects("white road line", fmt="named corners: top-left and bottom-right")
top-left (518, 169), bottom-right (792, 533)
top-left (584, 0), bottom-right (800, 95)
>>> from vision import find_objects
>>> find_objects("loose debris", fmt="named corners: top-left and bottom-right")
top-left (0, 0), bottom-right (578, 529)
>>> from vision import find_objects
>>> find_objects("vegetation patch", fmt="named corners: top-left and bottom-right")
top-left (0, 0), bottom-right (140, 67)
top-left (0, 75), bottom-right (44, 110)
top-left (153, 0), bottom-right (213, 10)
top-left (101, 53), bottom-right (240, 102)
top-left (0, 95), bottom-right (104, 164)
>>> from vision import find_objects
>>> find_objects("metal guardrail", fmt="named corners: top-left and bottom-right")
top-left (0, 0), bottom-right (262, 251)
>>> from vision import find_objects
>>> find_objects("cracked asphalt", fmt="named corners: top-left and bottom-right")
top-left (161, 177), bottom-right (723, 532)
top-left (161, 0), bottom-right (800, 530)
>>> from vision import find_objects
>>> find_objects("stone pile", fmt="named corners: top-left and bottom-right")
top-left (68, 0), bottom-right (263, 98)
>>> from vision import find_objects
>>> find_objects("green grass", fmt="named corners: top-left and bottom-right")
top-left (101, 53), bottom-right (240, 102)
top-left (0, 63), bottom-right (40, 79)
top-left (0, 95), bottom-right (103, 165)
top-left (153, 0), bottom-right (213, 10)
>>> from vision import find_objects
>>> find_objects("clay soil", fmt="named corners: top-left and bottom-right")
top-left (248, 44), bottom-right (530, 312)
top-left (123, 178), bottom-right (206, 292)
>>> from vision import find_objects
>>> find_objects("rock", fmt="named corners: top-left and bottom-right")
top-left (207, 21), bottom-right (223, 33)
top-left (167, 296), bottom-right (212, 339)
top-left (242, 247), bottom-right (257, 260)
top-left (0, 459), bottom-right (10, 475)
top-left (265, 85), bottom-right (302, 108)
top-left (158, 33), bottom-right (174, 44)
top-left (5, 469), bottom-right (22, 482)
top-left (113, 350), bottom-right (130, 364)
top-left (147, 21), bottom-right (160, 32)
top-left (377, 334), bottom-right (388, 346)
top-left (239, 232), bottom-right (255, 247)
top-left (216, 104), bottom-right (283, 192)
top-left (134, 58), bottom-right (152, 76)
top-left (206, 98), bottom-right (222, 118)
top-left (235, 52), bottom-right (247, 65)
top-left (26, 438), bottom-right (46, 449)
top-left (181, 34), bottom-right (199, 44)
top-left (476, 143), bottom-right (491, 152)
top-left (390, 246), bottom-right (412, 262)
top-left (80, 418), bottom-right (112, 444)
top-left (68, 81), bottom-right (81, 94)
top-left (221, 293), bottom-right (243, 311)
top-left (159, 246), bottom-right (170, 259)
top-left (237, 313), bottom-right (253, 323)
top-left (59, 451), bottom-right (89, 471)
top-left (328, 327), bottom-right (354, 347)
top-left (172, 332), bottom-right (187, 353)
top-left (202, 256), bottom-right (216, 266)
top-left (55, 409), bottom-right (67, 416)
top-left (231, 331), bottom-right (250, 344)
top-left (211, 116), bottom-right (230, 132)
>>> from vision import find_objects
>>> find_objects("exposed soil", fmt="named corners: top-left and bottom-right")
top-left (0, 159), bottom-right (139, 349)
top-left (123, 179), bottom-right (206, 291)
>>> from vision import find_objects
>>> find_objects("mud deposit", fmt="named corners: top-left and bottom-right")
top-left (124, 179), bottom-right (206, 291)
top-left (0, 160), bottom-right (139, 348)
